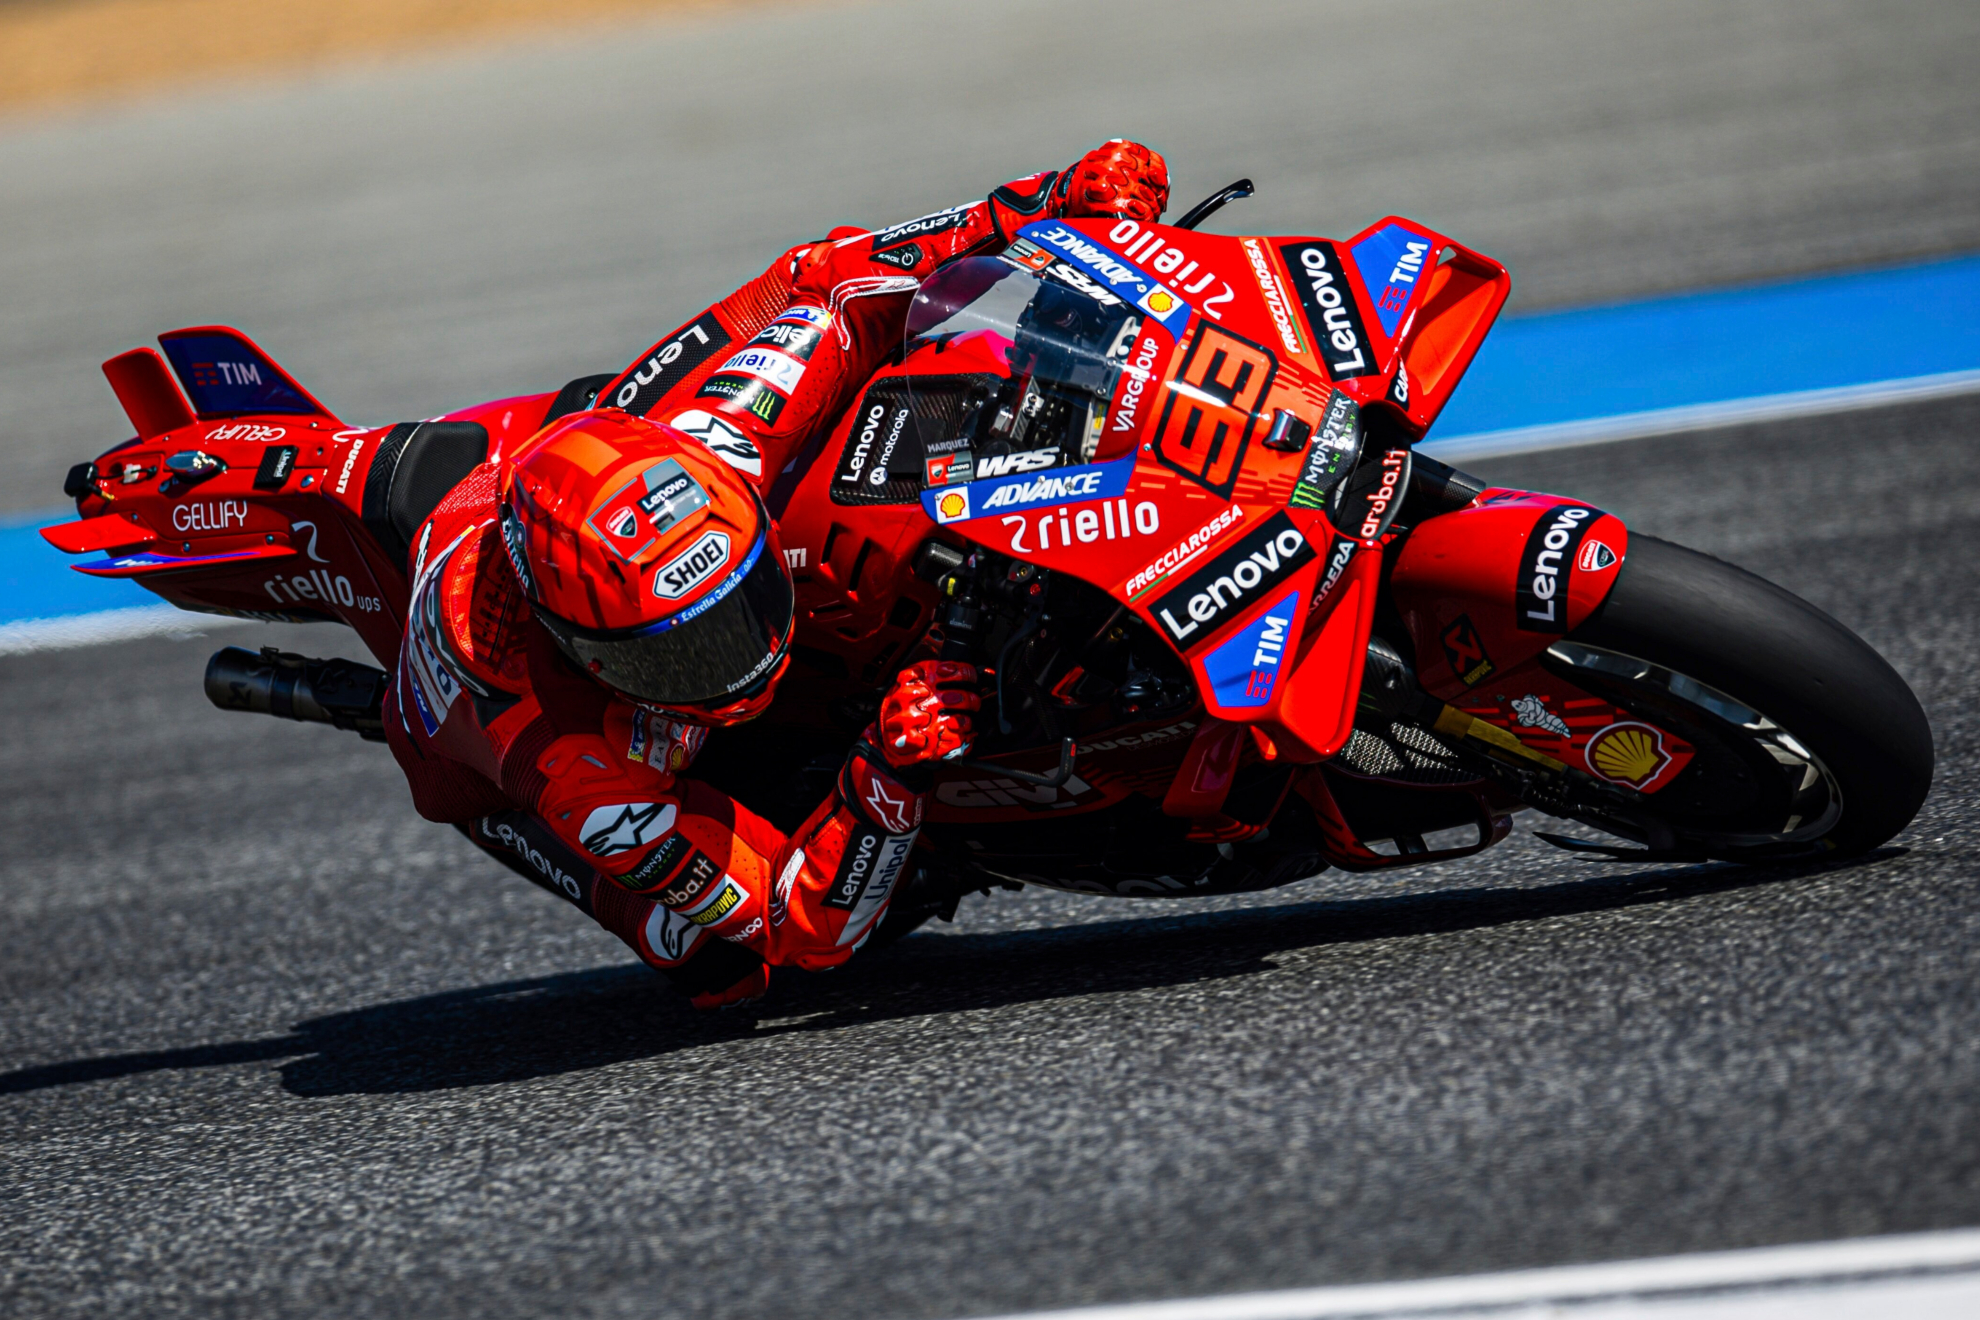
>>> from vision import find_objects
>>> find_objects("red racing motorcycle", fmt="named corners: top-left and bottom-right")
top-left (44, 183), bottom-right (1934, 937)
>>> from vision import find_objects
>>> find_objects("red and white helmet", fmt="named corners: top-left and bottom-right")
top-left (500, 413), bottom-right (794, 724)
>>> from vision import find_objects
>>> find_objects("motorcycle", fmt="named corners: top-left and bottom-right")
top-left (43, 181), bottom-right (1934, 949)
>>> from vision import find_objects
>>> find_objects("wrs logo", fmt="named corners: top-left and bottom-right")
top-left (1153, 324), bottom-right (1276, 499)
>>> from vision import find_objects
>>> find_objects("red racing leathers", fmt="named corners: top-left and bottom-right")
top-left (383, 145), bottom-right (1166, 1004)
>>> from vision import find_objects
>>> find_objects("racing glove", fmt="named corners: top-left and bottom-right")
top-left (879, 660), bottom-right (980, 773)
top-left (1057, 139), bottom-right (1171, 222)
top-left (838, 659), bottom-right (980, 817)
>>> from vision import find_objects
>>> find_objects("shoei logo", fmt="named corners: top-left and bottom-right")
top-left (653, 529), bottom-right (732, 600)
top-left (579, 801), bottom-right (677, 858)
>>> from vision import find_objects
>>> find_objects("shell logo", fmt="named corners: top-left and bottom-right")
top-left (1586, 721), bottom-right (1670, 787)
top-left (935, 490), bottom-right (970, 521)
top-left (1144, 288), bottom-right (1179, 315)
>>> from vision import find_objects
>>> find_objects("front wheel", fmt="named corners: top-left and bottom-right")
top-left (1543, 535), bottom-right (1932, 860)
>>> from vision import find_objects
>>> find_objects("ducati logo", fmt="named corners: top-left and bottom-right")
top-left (609, 509), bottom-right (637, 538)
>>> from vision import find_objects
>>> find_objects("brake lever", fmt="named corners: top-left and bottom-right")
top-left (952, 737), bottom-right (1076, 789)
top-left (1174, 179), bottom-right (1255, 231)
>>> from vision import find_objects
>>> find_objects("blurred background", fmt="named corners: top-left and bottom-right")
top-left (7, 0), bottom-right (1979, 512)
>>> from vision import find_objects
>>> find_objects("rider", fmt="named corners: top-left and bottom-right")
top-left (384, 142), bottom-right (1172, 1007)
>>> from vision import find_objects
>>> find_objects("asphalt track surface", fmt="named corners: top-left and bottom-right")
top-left (4, 395), bottom-right (1978, 1318)
top-left (5, 2), bottom-right (1980, 1317)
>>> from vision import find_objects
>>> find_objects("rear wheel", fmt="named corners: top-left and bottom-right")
top-left (1545, 535), bottom-right (1932, 859)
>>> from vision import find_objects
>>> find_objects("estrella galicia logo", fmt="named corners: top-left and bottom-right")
top-left (1515, 504), bottom-right (1601, 633)
top-left (1150, 511), bottom-right (1314, 651)
top-left (1277, 240), bottom-right (1377, 380)
top-left (746, 316), bottom-right (826, 362)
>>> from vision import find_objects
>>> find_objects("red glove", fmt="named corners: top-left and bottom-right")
top-left (1059, 140), bottom-right (1170, 223)
top-left (878, 660), bottom-right (980, 768)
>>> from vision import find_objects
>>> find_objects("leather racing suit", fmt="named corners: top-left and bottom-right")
top-left (383, 146), bottom-right (1168, 1005)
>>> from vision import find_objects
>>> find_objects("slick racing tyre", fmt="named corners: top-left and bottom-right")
top-left (1547, 534), bottom-right (1933, 860)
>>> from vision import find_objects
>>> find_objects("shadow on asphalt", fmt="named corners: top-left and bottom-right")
top-left (0, 850), bottom-right (1902, 1099)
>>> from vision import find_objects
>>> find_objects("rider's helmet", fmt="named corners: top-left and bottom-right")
top-left (499, 413), bottom-right (794, 725)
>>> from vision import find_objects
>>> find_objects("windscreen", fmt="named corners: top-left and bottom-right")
top-left (905, 255), bottom-right (1149, 478)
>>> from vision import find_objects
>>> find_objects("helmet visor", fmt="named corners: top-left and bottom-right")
top-left (537, 531), bottom-right (795, 707)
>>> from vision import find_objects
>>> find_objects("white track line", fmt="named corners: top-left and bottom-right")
top-left (0, 605), bottom-right (250, 657)
top-left (1420, 366), bottom-right (1980, 463)
top-left (968, 1227), bottom-right (1980, 1320)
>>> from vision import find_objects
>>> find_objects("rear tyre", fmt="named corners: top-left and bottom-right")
top-left (1552, 535), bottom-right (1932, 859)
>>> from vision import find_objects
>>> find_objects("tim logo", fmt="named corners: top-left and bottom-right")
top-left (1152, 324), bottom-right (1277, 499)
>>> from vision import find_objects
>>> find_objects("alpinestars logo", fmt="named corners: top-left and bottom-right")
top-left (861, 772), bottom-right (922, 835)
top-left (1150, 511), bottom-right (1314, 650)
top-left (579, 801), bottom-right (678, 858)
top-left (668, 409), bottom-right (762, 478)
top-left (1515, 504), bottom-right (1602, 633)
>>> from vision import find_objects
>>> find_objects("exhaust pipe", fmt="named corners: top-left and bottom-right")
top-left (205, 646), bottom-right (389, 741)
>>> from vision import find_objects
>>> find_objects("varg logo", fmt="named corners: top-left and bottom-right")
top-left (653, 530), bottom-right (731, 600)
top-left (1151, 512), bottom-right (1315, 649)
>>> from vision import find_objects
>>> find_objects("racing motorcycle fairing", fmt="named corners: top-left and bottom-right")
top-left (1387, 490), bottom-right (1695, 790)
top-left (865, 217), bottom-right (1507, 764)
top-left (1391, 490), bottom-right (1631, 701)
top-left (49, 325), bottom-right (572, 670)
top-left (155, 325), bottom-right (342, 422)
